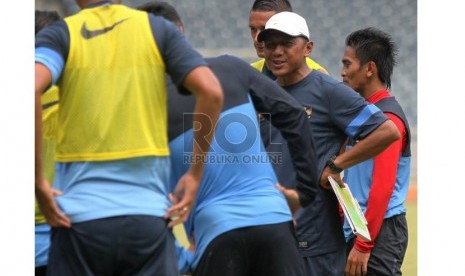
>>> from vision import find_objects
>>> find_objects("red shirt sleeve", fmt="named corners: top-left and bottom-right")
top-left (354, 113), bottom-right (406, 253)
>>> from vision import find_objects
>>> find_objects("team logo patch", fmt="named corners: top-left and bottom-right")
top-left (81, 18), bottom-right (129, 39)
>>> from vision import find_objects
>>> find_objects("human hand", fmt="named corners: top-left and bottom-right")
top-left (345, 247), bottom-right (370, 276)
top-left (275, 183), bottom-right (301, 215)
top-left (35, 179), bottom-right (71, 228)
top-left (165, 172), bottom-right (200, 227)
top-left (320, 166), bottom-right (344, 190)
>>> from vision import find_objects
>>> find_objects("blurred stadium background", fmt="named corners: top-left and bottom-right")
top-left (34, 1), bottom-right (417, 274)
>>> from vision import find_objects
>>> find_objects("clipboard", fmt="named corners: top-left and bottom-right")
top-left (328, 176), bottom-right (371, 242)
top-left (173, 224), bottom-right (191, 249)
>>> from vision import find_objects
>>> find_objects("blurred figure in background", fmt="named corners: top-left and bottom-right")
top-left (35, 10), bottom-right (61, 35)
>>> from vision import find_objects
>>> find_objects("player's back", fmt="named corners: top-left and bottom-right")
top-left (168, 55), bottom-right (281, 202)
top-left (167, 54), bottom-right (293, 269)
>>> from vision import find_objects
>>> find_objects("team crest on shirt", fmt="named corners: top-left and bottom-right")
top-left (304, 106), bottom-right (312, 118)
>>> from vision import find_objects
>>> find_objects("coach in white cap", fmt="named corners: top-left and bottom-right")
top-left (257, 11), bottom-right (401, 276)
top-left (257, 12), bottom-right (315, 84)
top-left (258, 11), bottom-right (310, 41)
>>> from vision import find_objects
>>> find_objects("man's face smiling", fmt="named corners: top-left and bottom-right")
top-left (262, 31), bottom-right (311, 84)
top-left (249, 10), bottom-right (276, 58)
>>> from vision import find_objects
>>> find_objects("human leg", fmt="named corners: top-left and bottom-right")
top-left (367, 214), bottom-right (408, 276)
top-left (250, 221), bottom-right (302, 276)
top-left (301, 248), bottom-right (346, 276)
top-left (194, 227), bottom-right (249, 276)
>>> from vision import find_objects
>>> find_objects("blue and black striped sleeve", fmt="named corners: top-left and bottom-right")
top-left (328, 83), bottom-right (388, 140)
top-left (35, 20), bottom-right (69, 85)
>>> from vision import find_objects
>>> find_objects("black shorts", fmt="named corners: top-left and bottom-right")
top-left (347, 213), bottom-right (408, 276)
top-left (194, 221), bottom-right (301, 276)
top-left (47, 215), bottom-right (178, 276)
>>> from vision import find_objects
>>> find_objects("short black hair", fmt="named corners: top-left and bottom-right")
top-left (251, 0), bottom-right (292, 12)
top-left (35, 10), bottom-right (61, 35)
top-left (136, 1), bottom-right (183, 29)
top-left (345, 27), bottom-right (398, 89)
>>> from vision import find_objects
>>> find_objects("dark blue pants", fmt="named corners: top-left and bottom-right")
top-left (347, 213), bottom-right (408, 276)
top-left (47, 215), bottom-right (178, 276)
top-left (300, 247), bottom-right (346, 276)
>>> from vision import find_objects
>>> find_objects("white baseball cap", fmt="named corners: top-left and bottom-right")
top-left (258, 11), bottom-right (310, 42)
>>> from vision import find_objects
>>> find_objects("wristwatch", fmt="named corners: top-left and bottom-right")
top-left (327, 155), bottom-right (343, 173)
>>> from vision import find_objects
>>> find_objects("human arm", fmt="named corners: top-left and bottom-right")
top-left (150, 17), bottom-right (223, 225)
top-left (166, 66), bottom-right (223, 227)
top-left (35, 21), bottom-right (71, 227)
top-left (320, 119), bottom-right (400, 189)
top-left (345, 114), bottom-right (406, 275)
top-left (248, 65), bottom-right (319, 209)
top-left (35, 63), bottom-right (71, 228)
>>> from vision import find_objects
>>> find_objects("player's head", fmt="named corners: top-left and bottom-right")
top-left (137, 1), bottom-right (184, 33)
top-left (258, 12), bottom-right (312, 80)
top-left (35, 10), bottom-right (61, 35)
top-left (249, 0), bottom-right (293, 58)
top-left (343, 27), bottom-right (398, 89)
top-left (251, 0), bottom-right (292, 12)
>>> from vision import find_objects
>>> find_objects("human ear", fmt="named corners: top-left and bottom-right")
top-left (305, 40), bottom-right (313, 57)
top-left (366, 61), bottom-right (377, 78)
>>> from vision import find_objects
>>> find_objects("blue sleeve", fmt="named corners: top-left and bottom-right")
top-left (35, 48), bottom-right (64, 85)
top-left (329, 83), bottom-right (388, 139)
top-left (148, 15), bottom-right (207, 89)
top-left (345, 104), bottom-right (385, 137)
top-left (35, 21), bottom-right (70, 85)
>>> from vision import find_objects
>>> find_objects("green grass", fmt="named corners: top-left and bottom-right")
top-left (402, 200), bottom-right (417, 276)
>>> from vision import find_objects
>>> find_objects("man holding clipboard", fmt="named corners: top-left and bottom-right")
top-left (341, 27), bottom-right (411, 276)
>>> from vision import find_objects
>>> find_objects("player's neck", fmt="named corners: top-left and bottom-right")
top-left (277, 66), bottom-right (311, 87)
top-left (360, 79), bottom-right (385, 100)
